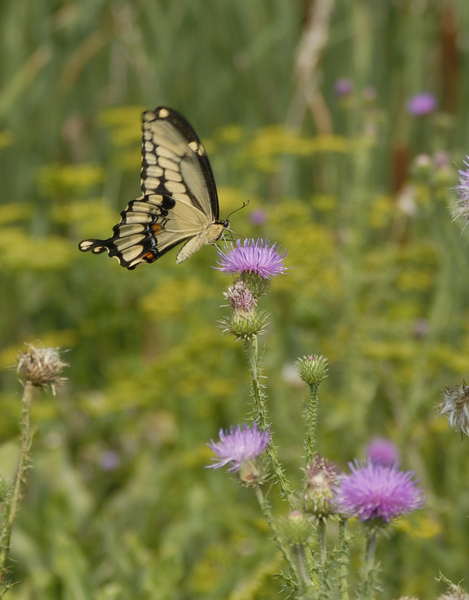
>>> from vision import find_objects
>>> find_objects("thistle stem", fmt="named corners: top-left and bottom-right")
top-left (359, 529), bottom-right (378, 600)
top-left (0, 381), bottom-right (34, 590)
top-left (254, 486), bottom-right (312, 599)
top-left (304, 383), bottom-right (319, 466)
top-left (316, 517), bottom-right (328, 600)
top-left (244, 335), bottom-right (293, 507)
top-left (338, 519), bottom-right (350, 600)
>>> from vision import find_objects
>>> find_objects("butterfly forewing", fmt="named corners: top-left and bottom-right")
top-left (78, 106), bottom-right (225, 269)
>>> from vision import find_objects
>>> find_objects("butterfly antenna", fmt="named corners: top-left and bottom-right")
top-left (225, 199), bottom-right (250, 221)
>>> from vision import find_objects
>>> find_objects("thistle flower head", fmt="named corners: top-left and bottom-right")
top-left (453, 158), bottom-right (469, 222)
top-left (207, 423), bottom-right (270, 485)
top-left (277, 511), bottom-right (314, 546)
top-left (17, 345), bottom-right (68, 395)
top-left (439, 383), bottom-right (469, 437)
top-left (334, 461), bottom-right (424, 524)
top-left (215, 239), bottom-right (288, 279)
top-left (366, 438), bottom-right (399, 466)
top-left (295, 354), bottom-right (328, 386)
top-left (224, 279), bottom-right (257, 316)
top-left (303, 455), bottom-right (338, 518)
top-left (437, 583), bottom-right (469, 600)
top-left (407, 92), bottom-right (438, 116)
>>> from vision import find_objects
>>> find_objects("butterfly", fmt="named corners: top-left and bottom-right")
top-left (79, 106), bottom-right (229, 269)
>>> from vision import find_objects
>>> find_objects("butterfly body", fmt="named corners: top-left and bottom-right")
top-left (79, 107), bottom-right (228, 269)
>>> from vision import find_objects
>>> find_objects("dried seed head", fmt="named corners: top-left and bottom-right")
top-left (439, 383), bottom-right (469, 437)
top-left (17, 345), bottom-right (68, 395)
top-left (437, 584), bottom-right (469, 600)
top-left (224, 279), bottom-right (257, 316)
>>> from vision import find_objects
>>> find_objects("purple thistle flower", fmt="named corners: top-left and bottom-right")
top-left (366, 438), bottom-right (399, 466)
top-left (334, 78), bottom-right (353, 97)
top-left (249, 209), bottom-right (267, 226)
top-left (334, 461), bottom-right (424, 523)
top-left (216, 239), bottom-right (288, 279)
top-left (406, 92), bottom-right (438, 116)
top-left (207, 423), bottom-right (270, 472)
top-left (454, 157), bottom-right (469, 220)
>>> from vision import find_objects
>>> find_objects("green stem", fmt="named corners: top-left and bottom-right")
top-left (359, 529), bottom-right (378, 600)
top-left (338, 519), bottom-right (350, 600)
top-left (243, 335), bottom-right (293, 507)
top-left (304, 383), bottom-right (319, 466)
top-left (0, 381), bottom-right (34, 590)
top-left (317, 518), bottom-right (328, 600)
top-left (253, 486), bottom-right (312, 599)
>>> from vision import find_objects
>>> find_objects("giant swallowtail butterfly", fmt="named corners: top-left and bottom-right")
top-left (79, 107), bottom-right (228, 269)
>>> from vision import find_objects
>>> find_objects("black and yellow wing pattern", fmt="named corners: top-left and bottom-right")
top-left (79, 106), bottom-right (228, 269)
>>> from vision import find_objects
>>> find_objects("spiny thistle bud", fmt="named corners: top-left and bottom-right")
top-left (17, 345), bottom-right (68, 395)
top-left (224, 279), bottom-right (257, 316)
top-left (239, 271), bottom-right (272, 299)
top-left (221, 310), bottom-right (269, 340)
top-left (277, 511), bottom-right (313, 546)
top-left (303, 455), bottom-right (338, 519)
top-left (295, 354), bottom-right (328, 386)
top-left (439, 383), bottom-right (469, 437)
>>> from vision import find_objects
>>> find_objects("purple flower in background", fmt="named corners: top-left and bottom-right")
top-left (334, 461), bottom-right (424, 523)
top-left (334, 78), bottom-right (353, 97)
top-left (452, 157), bottom-right (469, 222)
top-left (407, 92), bottom-right (438, 116)
top-left (207, 423), bottom-right (270, 472)
top-left (366, 438), bottom-right (399, 466)
top-left (216, 239), bottom-right (288, 279)
top-left (99, 450), bottom-right (121, 471)
top-left (249, 209), bottom-right (267, 226)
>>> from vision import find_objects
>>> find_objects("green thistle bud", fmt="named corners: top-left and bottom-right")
top-left (239, 458), bottom-right (269, 487)
top-left (222, 310), bottom-right (269, 340)
top-left (277, 511), bottom-right (313, 546)
top-left (17, 345), bottom-right (68, 395)
top-left (303, 455), bottom-right (338, 519)
top-left (239, 272), bottom-right (272, 299)
top-left (295, 354), bottom-right (328, 386)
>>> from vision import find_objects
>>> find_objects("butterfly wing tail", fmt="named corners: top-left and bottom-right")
top-left (78, 239), bottom-right (111, 255)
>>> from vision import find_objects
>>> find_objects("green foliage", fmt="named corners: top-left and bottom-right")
top-left (1, 0), bottom-right (469, 598)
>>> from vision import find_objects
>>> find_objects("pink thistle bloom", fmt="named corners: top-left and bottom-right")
top-left (215, 239), bottom-right (288, 279)
top-left (207, 423), bottom-right (270, 472)
top-left (334, 461), bottom-right (424, 523)
top-left (366, 438), bottom-right (399, 466)
top-left (215, 239), bottom-right (287, 279)
top-left (406, 92), bottom-right (437, 116)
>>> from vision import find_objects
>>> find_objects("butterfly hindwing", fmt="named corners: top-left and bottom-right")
top-left (79, 106), bottom-right (226, 269)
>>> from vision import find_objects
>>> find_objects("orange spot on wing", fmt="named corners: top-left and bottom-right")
top-left (152, 223), bottom-right (163, 234)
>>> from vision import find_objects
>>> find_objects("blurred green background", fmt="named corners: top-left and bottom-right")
top-left (1, 0), bottom-right (469, 598)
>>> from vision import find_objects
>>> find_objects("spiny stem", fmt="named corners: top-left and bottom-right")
top-left (338, 519), bottom-right (350, 600)
top-left (359, 529), bottom-right (378, 600)
top-left (254, 486), bottom-right (312, 599)
top-left (0, 381), bottom-right (34, 590)
top-left (243, 335), bottom-right (293, 507)
top-left (317, 518), bottom-right (328, 600)
top-left (304, 383), bottom-right (319, 466)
